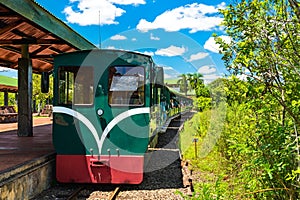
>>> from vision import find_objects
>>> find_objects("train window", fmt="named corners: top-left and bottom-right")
top-left (108, 66), bottom-right (144, 106)
top-left (58, 66), bottom-right (94, 105)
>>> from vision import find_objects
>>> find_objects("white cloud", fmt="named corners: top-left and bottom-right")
top-left (0, 67), bottom-right (9, 72)
top-left (137, 3), bottom-right (224, 33)
top-left (162, 65), bottom-right (181, 79)
top-left (140, 51), bottom-right (154, 56)
top-left (64, 0), bottom-right (145, 26)
top-left (204, 35), bottom-right (231, 53)
top-left (155, 45), bottom-right (186, 57)
top-left (163, 66), bottom-right (175, 70)
top-left (217, 2), bottom-right (227, 10)
top-left (203, 73), bottom-right (221, 83)
top-left (106, 46), bottom-right (116, 49)
top-left (109, 0), bottom-right (145, 5)
top-left (0, 67), bottom-right (17, 78)
top-left (110, 34), bottom-right (127, 40)
top-left (150, 33), bottom-right (160, 40)
top-left (132, 38), bottom-right (137, 41)
top-left (198, 65), bottom-right (217, 74)
top-left (187, 52), bottom-right (209, 62)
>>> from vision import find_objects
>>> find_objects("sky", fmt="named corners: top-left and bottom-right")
top-left (1, 0), bottom-right (232, 82)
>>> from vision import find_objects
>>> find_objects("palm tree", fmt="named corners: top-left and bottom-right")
top-left (177, 74), bottom-right (188, 96)
top-left (187, 73), bottom-right (204, 90)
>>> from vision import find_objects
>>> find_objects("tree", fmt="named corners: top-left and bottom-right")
top-left (32, 73), bottom-right (53, 114)
top-left (177, 74), bottom-right (188, 96)
top-left (186, 72), bottom-right (210, 98)
top-left (216, 0), bottom-right (300, 126)
top-left (215, 0), bottom-right (300, 198)
top-left (187, 72), bottom-right (203, 90)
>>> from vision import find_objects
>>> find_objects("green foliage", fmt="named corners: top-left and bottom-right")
top-left (194, 96), bottom-right (211, 112)
top-left (181, 1), bottom-right (300, 197)
top-left (213, 0), bottom-right (300, 198)
top-left (179, 112), bottom-right (202, 156)
top-left (0, 75), bottom-right (17, 106)
top-left (180, 111), bottom-right (234, 199)
top-left (0, 74), bottom-right (53, 109)
top-left (181, 78), bottom-right (300, 199)
top-left (208, 78), bottom-right (227, 107)
top-left (187, 73), bottom-right (204, 92)
top-left (0, 93), bottom-right (17, 106)
top-left (32, 73), bottom-right (53, 111)
top-left (216, 0), bottom-right (300, 126)
top-left (177, 74), bottom-right (189, 96)
top-left (177, 72), bottom-right (214, 111)
top-left (220, 79), bottom-right (299, 199)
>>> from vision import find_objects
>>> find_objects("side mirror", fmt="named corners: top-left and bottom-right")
top-left (41, 72), bottom-right (49, 93)
top-left (156, 67), bottom-right (164, 87)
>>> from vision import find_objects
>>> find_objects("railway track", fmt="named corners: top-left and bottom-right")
top-left (62, 186), bottom-right (121, 200)
top-left (109, 187), bottom-right (121, 200)
top-left (87, 186), bottom-right (121, 200)
top-left (66, 186), bottom-right (85, 200)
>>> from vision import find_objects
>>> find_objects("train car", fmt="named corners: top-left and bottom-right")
top-left (50, 49), bottom-right (192, 184)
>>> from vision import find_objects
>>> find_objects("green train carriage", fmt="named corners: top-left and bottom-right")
top-left (50, 49), bottom-right (191, 184)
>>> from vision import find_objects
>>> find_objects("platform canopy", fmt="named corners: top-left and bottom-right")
top-left (0, 0), bottom-right (97, 136)
top-left (0, 0), bottom-right (96, 73)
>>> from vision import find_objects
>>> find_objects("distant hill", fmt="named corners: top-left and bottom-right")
top-left (0, 75), bottom-right (18, 92)
top-left (0, 75), bottom-right (17, 87)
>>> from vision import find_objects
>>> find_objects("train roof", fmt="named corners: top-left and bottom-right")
top-left (54, 49), bottom-right (153, 61)
top-left (165, 85), bottom-right (193, 100)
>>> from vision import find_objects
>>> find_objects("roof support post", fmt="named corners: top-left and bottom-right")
top-left (4, 91), bottom-right (8, 106)
top-left (17, 44), bottom-right (33, 137)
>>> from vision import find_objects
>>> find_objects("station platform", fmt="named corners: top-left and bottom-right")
top-left (0, 117), bottom-right (55, 200)
top-left (0, 117), bottom-right (54, 172)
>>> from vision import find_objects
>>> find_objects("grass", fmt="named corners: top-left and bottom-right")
top-left (0, 75), bottom-right (17, 87)
top-left (179, 110), bottom-right (240, 199)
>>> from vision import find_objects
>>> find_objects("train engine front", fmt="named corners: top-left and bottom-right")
top-left (52, 50), bottom-right (153, 184)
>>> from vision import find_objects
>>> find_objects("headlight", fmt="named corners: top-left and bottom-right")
top-left (97, 108), bottom-right (104, 116)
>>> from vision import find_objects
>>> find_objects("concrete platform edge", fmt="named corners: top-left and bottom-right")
top-left (0, 153), bottom-right (56, 200)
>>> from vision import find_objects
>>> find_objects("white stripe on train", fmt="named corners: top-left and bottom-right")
top-left (53, 106), bottom-right (150, 156)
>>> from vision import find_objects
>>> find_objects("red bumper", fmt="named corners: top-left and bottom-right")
top-left (56, 155), bottom-right (144, 184)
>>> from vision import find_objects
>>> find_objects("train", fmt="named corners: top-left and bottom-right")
top-left (50, 49), bottom-right (193, 184)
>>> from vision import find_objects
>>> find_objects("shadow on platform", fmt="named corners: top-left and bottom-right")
top-left (0, 117), bottom-right (54, 173)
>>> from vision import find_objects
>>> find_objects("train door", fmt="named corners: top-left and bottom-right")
top-left (53, 66), bottom-right (96, 155)
top-left (94, 65), bottom-right (150, 156)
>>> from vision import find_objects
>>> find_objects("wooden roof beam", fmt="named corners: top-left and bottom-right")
top-left (0, 58), bottom-right (14, 67)
top-left (1, 0), bottom-right (96, 50)
top-left (0, 11), bottom-right (20, 19)
top-left (0, 45), bottom-right (53, 65)
top-left (0, 19), bottom-right (23, 35)
top-left (48, 46), bottom-right (64, 54)
top-left (0, 45), bottom-right (20, 54)
top-left (0, 39), bottom-right (65, 45)
top-left (30, 55), bottom-right (53, 59)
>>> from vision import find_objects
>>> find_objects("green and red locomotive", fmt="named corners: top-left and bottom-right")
top-left (51, 49), bottom-right (192, 184)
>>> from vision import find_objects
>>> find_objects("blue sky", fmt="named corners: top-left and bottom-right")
top-left (1, 0), bottom-right (232, 82)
